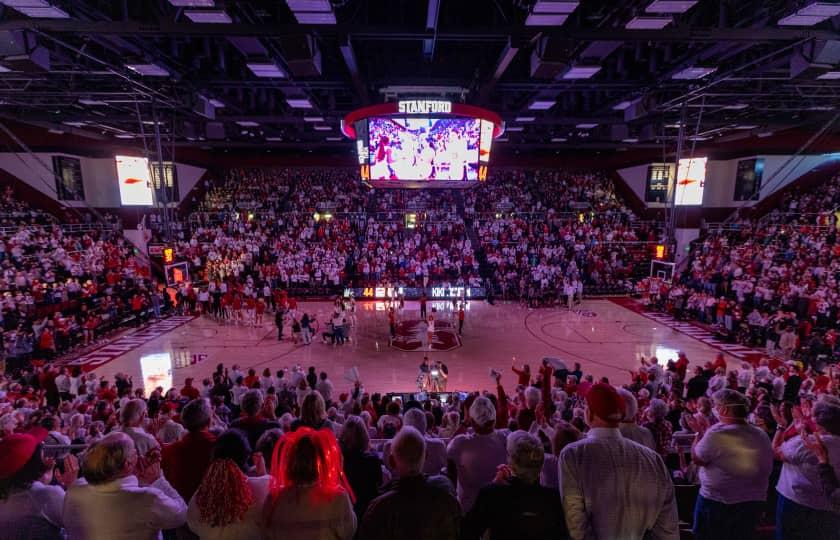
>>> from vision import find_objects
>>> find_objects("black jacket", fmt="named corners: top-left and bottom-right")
top-left (358, 475), bottom-right (460, 540)
top-left (462, 477), bottom-right (568, 540)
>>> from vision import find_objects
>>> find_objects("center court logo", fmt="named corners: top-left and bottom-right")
top-left (390, 318), bottom-right (461, 352)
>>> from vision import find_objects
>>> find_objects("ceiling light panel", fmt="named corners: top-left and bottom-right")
top-left (625, 16), bottom-right (672, 29)
top-left (645, 1), bottom-right (698, 13)
top-left (184, 10), bottom-right (232, 23)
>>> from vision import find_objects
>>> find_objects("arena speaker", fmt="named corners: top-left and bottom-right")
top-left (790, 40), bottom-right (840, 79)
top-left (205, 122), bottom-right (226, 140)
top-left (277, 35), bottom-right (322, 78)
top-left (0, 30), bottom-right (50, 72)
top-left (623, 95), bottom-right (656, 123)
top-left (530, 37), bottom-right (571, 79)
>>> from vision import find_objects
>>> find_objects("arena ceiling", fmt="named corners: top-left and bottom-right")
top-left (0, 0), bottom-right (838, 155)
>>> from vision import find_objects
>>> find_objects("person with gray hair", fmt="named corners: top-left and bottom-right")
top-left (162, 398), bottom-right (218, 503)
top-left (230, 389), bottom-right (280, 449)
top-left (63, 432), bottom-right (187, 539)
top-left (116, 398), bottom-right (159, 458)
top-left (774, 394), bottom-right (840, 539)
top-left (688, 389), bottom-right (773, 540)
top-left (643, 398), bottom-right (673, 456)
top-left (446, 396), bottom-right (508, 512)
top-left (383, 408), bottom-right (447, 475)
top-left (359, 426), bottom-right (461, 540)
top-left (617, 388), bottom-right (656, 451)
top-left (463, 431), bottom-right (567, 540)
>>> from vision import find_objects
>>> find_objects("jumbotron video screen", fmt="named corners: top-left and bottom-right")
top-left (367, 117), bottom-right (481, 182)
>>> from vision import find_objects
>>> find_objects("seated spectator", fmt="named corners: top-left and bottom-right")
top-left (463, 430), bottom-right (567, 540)
top-left (359, 426), bottom-right (460, 540)
top-left (262, 428), bottom-right (356, 540)
top-left (187, 429), bottom-right (270, 539)
top-left (446, 396), bottom-right (508, 512)
top-left (559, 383), bottom-right (678, 539)
top-left (63, 432), bottom-right (187, 539)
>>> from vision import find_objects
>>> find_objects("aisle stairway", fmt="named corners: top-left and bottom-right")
top-left (453, 190), bottom-right (495, 287)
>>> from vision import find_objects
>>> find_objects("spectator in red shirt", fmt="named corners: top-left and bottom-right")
top-left (180, 378), bottom-right (200, 400)
top-left (512, 361), bottom-right (531, 386)
top-left (162, 398), bottom-right (218, 502)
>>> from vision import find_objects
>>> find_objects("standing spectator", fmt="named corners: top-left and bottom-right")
top-left (0, 428), bottom-right (79, 539)
top-left (617, 389), bottom-right (656, 451)
top-left (162, 398), bottom-right (218, 502)
top-left (359, 426), bottom-right (460, 540)
top-left (63, 432), bottom-right (187, 539)
top-left (384, 408), bottom-right (447, 476)
top-left (186, 430), bottom-right (270, 540)
top-left (446, 396), bottom-right (508, 512)
top-left (316, 372), bottom-right (334, 406)
top-left (644, 399), bottom-right (674, 457)
top-left (774, 396), bottom-right (840, 539)
top-left (262, 428), bottom-right (356, 540)
top-left (689, 389), bottom-right (774, 540)
top-left (230, 390), bottom-right (281, 450)
top-left (117, 399), bottom-right (160, 458)
top-left (339, 416), bottom-right (383, 520)
top-left (463, 431), bottom-right (567, 540)
top-left (559, 383), bottom-right (678, 540)
top-left (180, 378), bottom-right (200, 400)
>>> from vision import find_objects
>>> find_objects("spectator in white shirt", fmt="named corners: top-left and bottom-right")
top-left (688, 389), bottom-right (773, 540)
top-left (0, 428), bottom-right (79, 540)
top-left (63, 432), bottom-right (187, 539)
top-left (774, 395), bottom-right (840, 540)
top-left (446, 396), bottom-right (508, 512)
top-left (117, 399), bottom-right (160, 459)
top-left (559, 383), bottom-right (678, 540)
top-left (617, 389), bottom-right (656, 451)
top-left (316, 372), bottom-right (335, 405)
top-left (384, 408), bottom-right (447, 476)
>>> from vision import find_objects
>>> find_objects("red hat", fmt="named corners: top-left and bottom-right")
top-left (0, 427), bottom-right (48, 480)
top-left (585, 384), bottom-right (625, 422)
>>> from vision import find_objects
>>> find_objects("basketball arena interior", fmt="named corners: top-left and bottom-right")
top-left (1, 1), bottom-right (840, 539)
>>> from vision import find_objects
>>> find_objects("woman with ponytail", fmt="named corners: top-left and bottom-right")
top-left (262, 427), bottom-right (356, 540)
top-left (187, 429), bottom-right (270, 539)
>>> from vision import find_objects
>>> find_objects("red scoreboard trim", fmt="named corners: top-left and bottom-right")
top-left (341, 103), bottom-right (504, 139)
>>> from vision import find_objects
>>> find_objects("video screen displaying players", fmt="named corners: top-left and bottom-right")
top-left (368, 117), bottom-right (480, 181)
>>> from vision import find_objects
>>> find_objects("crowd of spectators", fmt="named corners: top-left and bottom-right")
top-left (2, 347), bottom-right (840, 539)
top-left (0, 188), bottom-right (168, 371)
top-left (467, 170), bottom-right (660, 302)
top-left (641, 172), bottom-right (840, 370)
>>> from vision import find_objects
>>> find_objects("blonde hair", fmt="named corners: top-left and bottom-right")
top-left (82, 432), bottom-right (134, 485)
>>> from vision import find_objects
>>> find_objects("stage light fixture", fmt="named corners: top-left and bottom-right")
top-left (612, 101), bottom-right (633, 111)
top-left (515, 116), bottom-right (536, 122)
top-left (236, 121), bottom-right (259, 127)
top-left (817, 71), bottom-right (840, 80)
top-left (304, 116), bottom-right (325, 122)
top-left (576, 123), bottom-right (598, 129)
top-left (167, 0), bottom-right (215, 6)
top-left (313, 125), bottom-right (332, 131)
